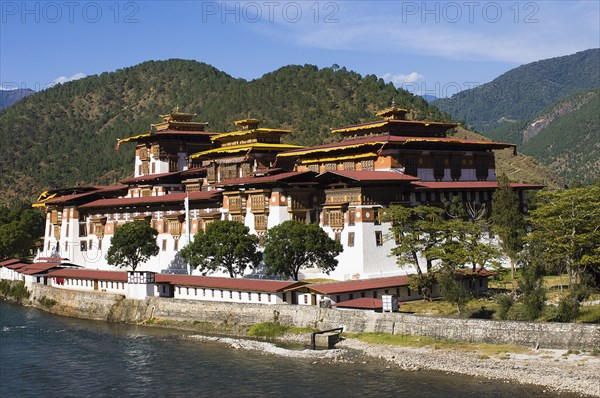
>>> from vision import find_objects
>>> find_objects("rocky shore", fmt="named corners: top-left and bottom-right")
top-left (187, 333), bottom-right (600, 397)
top-left (338, 339), bottom-right (600, 397)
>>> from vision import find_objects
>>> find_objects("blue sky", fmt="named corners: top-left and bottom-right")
top-left (1, 1), bottom-right (599, 97)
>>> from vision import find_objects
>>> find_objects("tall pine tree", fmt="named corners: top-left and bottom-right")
top-left (491, 174), bottom-right (526, 282)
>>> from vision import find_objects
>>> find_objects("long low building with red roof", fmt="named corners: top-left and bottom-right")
top-left (33, 106), bottom-right (542, 280)
top-left (154, 274), bottom-right (306, 304)
top-left (2, 262), bottom-right (495, 309)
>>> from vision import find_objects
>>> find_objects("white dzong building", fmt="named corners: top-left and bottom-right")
top-left (35, 107), bottom-right (542, 280)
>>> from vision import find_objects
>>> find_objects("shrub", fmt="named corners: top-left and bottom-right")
top-left (37, 296), bottom-right (57, 309)
top-left (0, 280), bottom-right (11, 296)
top-left (9, 281), bottom-right (30, 303)
top-left (496, 294), bottom-right (514, 320)
top-left (519, 264), bottom-right (546, 321)
top-left (549, 284), bottom-right (593, 323)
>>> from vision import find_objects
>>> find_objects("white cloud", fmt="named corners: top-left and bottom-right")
top-left (48, 73), bottom-right (87, 87)
top-left (382, 72), bottom-right (425, 85)
top-left (267, 2), bottom-right (599, 65)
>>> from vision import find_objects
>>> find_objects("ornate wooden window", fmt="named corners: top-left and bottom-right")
top-left (231, 214), bottom-right (245, 224)
top-left (151, 144), bottom-right (160, 157)
top-left (361, 159), bottom-right (374, 171)
top-left (206, 163), bottom-right (217, 182)
top-left (94, 223), bottom-right (104, 237)
top-left (168, 220), bottom-right (182, 236)
top-left (307, 164), bottom-right (319, 172)
top-left (324, 163), bottom-right (337, 172)
top-left (50, 210), bottom-right (60, 225)
top-left (451, 157), bottom-right (462, 181)
top-left (221, 164), bottom-right (238, 180)
top-left (476, 157), bottom-right (489, 180)
top-left (185, 181), bottom-right (201, 193)
top-left (138, 146), bottom-right (150, 161)
top-left (241, 162), bottom-right (252, 177)
top-left (343, 161), bottom-right (355, 171)
top-left (228, 196), bottom-right (243, 212)
top-left (347, 232), bottom-right (355, 247)
top-left (141, 186), bottom-right (152, 197)
top-left (250, 194), bottom-right (267, 213)
top-left (348, 208), bottom-right (355, 226)
top-left (404, 157), bottom-right (417, 176)
top-left (433, 158), bottom-right (445, 181)
top-left (328, 210), bottom-right (344, 228)
top-left (141, 161), bottom-right (150, 175)
top-left (254, 214), bottom-right (268, 231)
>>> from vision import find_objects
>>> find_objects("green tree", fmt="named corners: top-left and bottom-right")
top-left (491, 174), bottom-right (526, 281)
top-left (383, 205), bottom-right (450, 300)
top-left (383, 205), bottom-right (446, 274)
top-left (433, 219), bottom-right (501, 273)
top-left (263, 220), bottom-right (342, 281)
top-left (180, 220), bottom-right (260, 278)
top-left (528, 187), bottom-right (600, 287)
top-left (0, 202), bottom-right (45, 259)
top-left (106, 220), bottom-right (159, 271)
top-left (518, 261), bottom-right (546, 321)
top-left (437, 270), bottom-right (470, 315)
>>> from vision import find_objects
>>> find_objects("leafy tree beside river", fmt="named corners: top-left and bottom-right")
top-left (0, 202), bottom-right (44, 260)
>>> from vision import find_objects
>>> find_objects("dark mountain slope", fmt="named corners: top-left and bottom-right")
top-left (433, 49), bottom-right (600, 133)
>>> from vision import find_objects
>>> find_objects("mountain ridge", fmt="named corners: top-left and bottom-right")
top-left (433, 49), bottom-right (600, 133)
top-left (0, 88), bottom-right (36, 110)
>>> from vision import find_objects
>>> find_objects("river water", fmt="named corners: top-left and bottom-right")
top-left (0, 301), bottom-right (579, 397)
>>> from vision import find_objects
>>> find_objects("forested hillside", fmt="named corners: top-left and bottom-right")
top-left (519, 89), bottom-right (600, 184)
top-left (433, 49), bottom-right (600, 133)
top-left (0, 60), bottom-right (447, 203)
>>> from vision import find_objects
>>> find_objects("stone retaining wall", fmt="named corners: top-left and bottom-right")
top-left (27, 285), bottom-right (600, 349)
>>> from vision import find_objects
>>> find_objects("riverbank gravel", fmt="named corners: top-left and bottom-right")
top-left (187, 333), bottom-right (600, 397)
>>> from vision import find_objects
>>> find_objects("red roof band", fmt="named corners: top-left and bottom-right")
top-left (78, 190), bottom-right (222, 209)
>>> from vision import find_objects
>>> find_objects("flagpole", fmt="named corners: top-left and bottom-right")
top-left (184, 193), bottom-right (191, 275)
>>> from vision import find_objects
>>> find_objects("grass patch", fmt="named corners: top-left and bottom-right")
top-left (399, 298), bottom-right (500, 319)
top-left (489, 273), bottom-right (571, 292)
top-left (347, 332), bottom-right (532, 357)
top-left (286, 326), bottom-right (316, 335)
top-left (247, 322), bottom-right (289, 338)
top-left (576, 305), bottom-right (600, 324)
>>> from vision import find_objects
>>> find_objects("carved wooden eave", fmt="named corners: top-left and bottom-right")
top-left (132, 214), bottom-right (152, 223)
